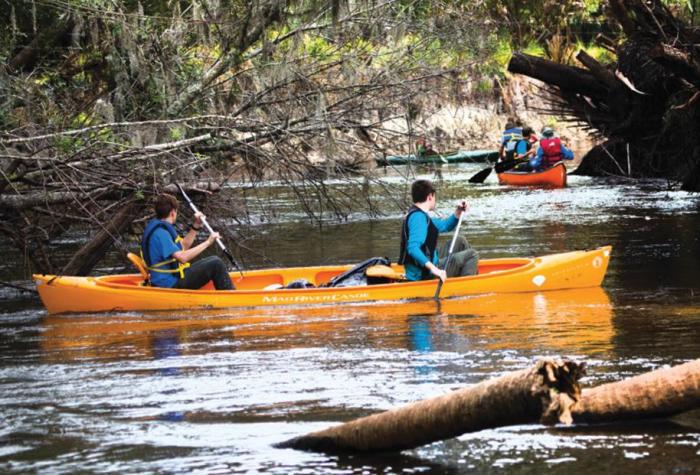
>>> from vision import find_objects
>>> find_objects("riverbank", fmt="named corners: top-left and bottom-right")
top-left (302, 76), bottom-right (596, 170)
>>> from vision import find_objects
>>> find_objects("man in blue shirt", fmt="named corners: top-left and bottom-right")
top-left (398, 180), bottom-right (478, 282)
top-left (141, 194), bottom-right (234, 290)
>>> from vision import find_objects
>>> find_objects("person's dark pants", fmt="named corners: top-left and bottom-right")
top-left (173, 256), bottom-right (234, 290)
top-left (438, 236), bottom-right (479, 277)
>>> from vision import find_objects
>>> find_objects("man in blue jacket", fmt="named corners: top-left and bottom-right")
top-left (398, 180), bottom-right (479, 282)
top-left (141, 193), bottom-right (234, 290)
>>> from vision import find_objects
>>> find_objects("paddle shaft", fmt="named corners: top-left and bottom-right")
top-left (434, 210), bottom-right (465, 300)
top-left (494, 157), bottom-right (528, 173)
top-left (468, 158), bottom-right (528, 183)
top-left (176, 184), bottom-right (243, 276)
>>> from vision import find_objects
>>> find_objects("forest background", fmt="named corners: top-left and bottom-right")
top-left (1, 0), bottom-right (698, 278)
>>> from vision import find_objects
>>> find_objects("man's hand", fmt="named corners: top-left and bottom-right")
top-left (194, 211), bottom-right (206, 228)
top-left (426, 262), bottom-right (447, 282)
top-left (207, 231), bottom-right (221, 245)
top-left (455, 201), bottom-right (468, 218)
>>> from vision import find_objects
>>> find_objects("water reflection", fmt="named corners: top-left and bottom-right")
top-left (40, 288), bottom-right (612, 362)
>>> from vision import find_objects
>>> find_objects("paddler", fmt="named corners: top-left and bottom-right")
top-left (398, 180), bottom-right (479, 282)
top-left (499, 118), bottom-right (523, 161)
top-left (527, 127), bottom-right (574, 171)
top-left (416, 136), bottom-right (438, 157)
top-left (141, 193), bottom-right (234, 290)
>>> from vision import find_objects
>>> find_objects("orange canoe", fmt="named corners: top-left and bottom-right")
top-left (497, 162), bottom-right (567, 188)
top-left (33, 246), bottom-right (611, 314)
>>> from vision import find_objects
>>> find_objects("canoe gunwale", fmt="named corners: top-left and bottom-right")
top-left (36, 257), bottom-right (538, 296)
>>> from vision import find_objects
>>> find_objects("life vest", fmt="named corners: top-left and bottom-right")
top-left (502, 127), bottom-right (523, 160)
top-left (398, 206), bottom-right (439, 280)
top-left (508, 138), bottom-right (531, 160)
top-left (140, 219), bottom-right (190, 280)
top-left (540, 137), bottom-right (562, 168)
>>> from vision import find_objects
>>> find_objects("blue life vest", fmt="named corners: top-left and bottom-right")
top-left (502, 127), bottom-right (523, 159)
top-left (140, 219), bottom-right (190, 284)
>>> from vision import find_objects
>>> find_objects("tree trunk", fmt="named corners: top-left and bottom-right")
top-left (276, 359), bottom-right (583, 453)
top-left (61, 199), bottom-right (143, 276)
top-left (279, 358), bottom-right (700, 454)
top-left (573, 359), bottom-right (700, 422)
top-left (8, 20), bottom-right (74, 72)
top-left (507, 53), bottom-right (607, 97)
top-left (506, 0), bottom-right (700, 189)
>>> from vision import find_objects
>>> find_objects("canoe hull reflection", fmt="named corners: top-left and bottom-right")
top-left (41, 288), bottom-right (613, 360)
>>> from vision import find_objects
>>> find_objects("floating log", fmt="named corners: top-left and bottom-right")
top-left (278, 358), bottom-right (700, 454)
top-left (276, 359), bottom-right (584, 453)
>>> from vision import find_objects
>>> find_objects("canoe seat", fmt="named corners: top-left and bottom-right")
top-left (127, 252), bottom-right (149, 280)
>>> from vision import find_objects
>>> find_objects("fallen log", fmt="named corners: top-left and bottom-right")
top-left (61, 199), bottom-right (144, 276)
top-left (573, 359), bottom-right (700, 423)
top-left (276, 359), bottom-right (584, 453)
top-left (507, 52), bottom-right (608, 98)
top-left (278, 358), bottom-right (700, 454)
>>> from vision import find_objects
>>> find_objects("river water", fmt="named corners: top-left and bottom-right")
top-left (2, 163), bottom-right (700, 473)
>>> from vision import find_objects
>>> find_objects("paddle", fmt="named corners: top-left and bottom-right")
top-left (468, 158), bottom-right (529, 183)
top-left (434, 207), bottom-right (466, 300)
top-left (176, 183), bottom-right (244, 276)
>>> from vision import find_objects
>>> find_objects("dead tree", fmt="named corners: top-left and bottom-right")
top-left (1, 1), bottom-right (494, 278)
top-left (279, 358), bottom-right (700, 454)
top-left (508, 0), bottom-right (700, 190)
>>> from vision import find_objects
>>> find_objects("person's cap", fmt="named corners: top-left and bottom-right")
top-left (541, 127), bottom-right (554, 137)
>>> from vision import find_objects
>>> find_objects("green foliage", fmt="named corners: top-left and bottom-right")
top-left (475, 79), bottom-right (494, 94)
top-left (522, 41), bottom-right (546, 58)
top-left (663, 0), bottom-right (699, 25)
top-left (492, 36), bottom-right (513, 68)
top-left (169, 127), bottom-right (184, 141)
top-left (54, 136), bottom-right (85, 154)
top-left (576, 43), bottom-right (616, 65)
top-left (303, 34), bottom-right (338, 62)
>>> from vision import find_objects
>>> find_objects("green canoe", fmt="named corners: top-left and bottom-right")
top-left (376, 149), bottom-right (499, 166)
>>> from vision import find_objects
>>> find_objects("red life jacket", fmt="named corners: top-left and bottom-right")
top-left (540, 137), bottom-right (562, 168)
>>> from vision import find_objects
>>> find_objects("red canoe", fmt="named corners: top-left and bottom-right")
top-left (497, 162), bottom-right (567, 188)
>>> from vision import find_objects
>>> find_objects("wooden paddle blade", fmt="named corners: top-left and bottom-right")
top-left (468, 167), bottom-right (492, 183)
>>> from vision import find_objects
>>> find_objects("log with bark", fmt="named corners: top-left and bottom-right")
top-left (278, 358), bottom-right (700, 454)
top-left (507, 0), bottom-right (700, 191)
top-left (60, 198), bottom-right (144, 276)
